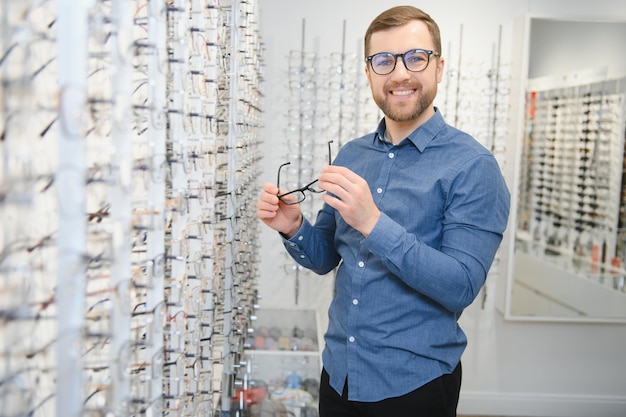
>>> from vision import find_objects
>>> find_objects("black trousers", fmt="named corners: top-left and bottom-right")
top-left (319, 363), bottom-right (462, 417)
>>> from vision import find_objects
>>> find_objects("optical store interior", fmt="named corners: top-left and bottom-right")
top-left (1, 0), bottom-right (626, 416)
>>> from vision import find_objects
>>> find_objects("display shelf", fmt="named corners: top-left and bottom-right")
top-left (248, 308), bottom-right (322, 353)
top-left (513, 250), bottom-right (626, 319)
top-left (247, 351), bottom-right (321, 389)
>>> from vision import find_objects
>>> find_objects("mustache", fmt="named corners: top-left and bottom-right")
top-left (386, 81), bottom-right (422, 91)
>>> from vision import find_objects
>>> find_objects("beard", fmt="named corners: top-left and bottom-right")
top-left (372, 81), bottom-right (437, 123)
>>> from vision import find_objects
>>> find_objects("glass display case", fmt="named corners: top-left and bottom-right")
top-left (239, 309), bottom-right (323, 417)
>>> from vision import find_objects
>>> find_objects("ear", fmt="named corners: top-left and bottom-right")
top-left (364, 63), bottom-right (373, 87)
top-left (436, 56), bottom-right (445, 83)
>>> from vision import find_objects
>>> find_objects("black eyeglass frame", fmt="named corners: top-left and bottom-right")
top-left (365, 48), bottom-right (440, 75)
top-left (276, 140), bottom-right (334, 205)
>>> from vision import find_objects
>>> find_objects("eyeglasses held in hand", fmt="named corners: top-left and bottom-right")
top-left (276, 140), bottom-right (333, 205)
top-left (366, 48), bottom-right (440, 75)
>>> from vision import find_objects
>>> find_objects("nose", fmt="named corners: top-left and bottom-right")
top-left (390, 57), bottom-right (411, 78)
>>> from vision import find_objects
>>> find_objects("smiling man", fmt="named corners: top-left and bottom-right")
top-left (256, 5), bottom-right (510, 417)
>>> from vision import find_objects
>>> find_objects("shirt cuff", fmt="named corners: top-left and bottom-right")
top-left (280, 216), bottom-right (308, 242)
top-left (363, 212), bottom-right (406, 255)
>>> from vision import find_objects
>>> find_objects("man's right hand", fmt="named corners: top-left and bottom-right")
top-left (255, 182), bottom-right (303, 238)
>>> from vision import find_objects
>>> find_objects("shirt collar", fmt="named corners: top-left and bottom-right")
top-left (374, 108), bottom-right (445, 152)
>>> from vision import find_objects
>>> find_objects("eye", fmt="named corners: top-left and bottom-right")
top-left (406, 50), bottom-right (427, 64)
top-left (372, 53), bottom-right (395, 67)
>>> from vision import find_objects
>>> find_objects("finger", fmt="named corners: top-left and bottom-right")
top-left (318, 179), bottom-right (348, 200)
top-left (318, 172), bottom-right (356, 199)
top-left (256, 207), bottom-right (277, 220)
top-left (257, 196), bottom-right (278, 214)
top-left (259, 183), bottom-right (281, 204)
top-left (262, 182), bottom-right (279, 194)
top-left (259, 191), bottom-right (279, 205)
top-left (321, 192), bottom-right (348, 214)
top-left (276, 192), bottom-right (301, 206)
top-left (321, 165), bottom-right (361, 183)
top-left (319, 168), bottom-right (365, 193)
top-left (257, 183), bottom-right (280, 210)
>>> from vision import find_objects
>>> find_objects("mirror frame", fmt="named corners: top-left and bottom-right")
top-left (500, 13), bottom-right (626, 323)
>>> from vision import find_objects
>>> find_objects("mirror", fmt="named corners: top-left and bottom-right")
top-left (504, 15), bottom-right (626, 322)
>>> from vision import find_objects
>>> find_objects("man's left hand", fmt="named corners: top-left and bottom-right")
top-left (318, 165), bottom-right (381, 237)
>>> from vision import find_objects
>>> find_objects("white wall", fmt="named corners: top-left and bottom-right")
top-left (255, 1), bottom-right (626, 415)
top-left (528, 19), bottom-right (626, 79)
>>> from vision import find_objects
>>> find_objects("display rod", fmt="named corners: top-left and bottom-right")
top-left (56, 1), bottom-right (88, 416)
top-left (110, 0), bottom-right (133, 412)
top-left (145, 1), bottom-right (168, 415)
top-left (222, 0), bottom-right (240, 411)
top-left (166, 3), bottom-right (189, 411)
top-left (454, 24), bottom-right (463, 126)
top-left (489, 24), bottom-right (503, 153)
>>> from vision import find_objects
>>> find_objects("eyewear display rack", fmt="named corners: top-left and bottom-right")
top-left (278, 19), bottom-right (380, 306)
top-left (438, 24), bottom-right (510, 167)
top-left (0, 1), bottom-right (263, 416)
top-left (516, 76), bottom-right (626, 288)
top-left (432, 24), bottom-right (511, 308)
top-left (322, 20), bottom-right (380, 148)
top-left (281, 19), bottom-right (322, 306)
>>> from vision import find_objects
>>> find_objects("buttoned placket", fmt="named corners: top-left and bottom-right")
top-left (345, 144), bottom-right (399, 393)
top-left (347, 257), bottom-right (366, 346)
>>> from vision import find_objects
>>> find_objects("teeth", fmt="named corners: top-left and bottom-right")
top-left (392, 90), bottom-right (414, 96)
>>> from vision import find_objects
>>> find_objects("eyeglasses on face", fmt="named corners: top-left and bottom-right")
top-left (366, 48), bottom-right (440, 75)
top-left (276, 140), bottom-right (333, 205)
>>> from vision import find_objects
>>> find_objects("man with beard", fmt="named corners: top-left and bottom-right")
top-left (256, 5), bottom-right (510, 417)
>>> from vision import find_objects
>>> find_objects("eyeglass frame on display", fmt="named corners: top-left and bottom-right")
top-left (276, 140), bottom-right (333, 205)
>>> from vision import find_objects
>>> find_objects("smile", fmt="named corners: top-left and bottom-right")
top-left (390, 89), bottom-right (416, 96)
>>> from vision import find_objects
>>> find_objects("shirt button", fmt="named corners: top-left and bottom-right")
top-left (300, 255), bottom-right (306, 259)
top-left (376, 188), bottom-right (383, 194)
top-left (289, 243), bottom-right (296, 247)
top-left (358, 261), bottom-right (365, 268)
top-left (297, 236), bottom-right (303, 241)
top-left (388, 152), bottom-right (395, 159)
top-left (352, 299), bottom-right (359, 305)
top-left (349, 336), bottom-right (355, 343)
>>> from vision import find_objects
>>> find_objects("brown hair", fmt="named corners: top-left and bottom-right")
top-left (364, 6), bottom-right (442, 57)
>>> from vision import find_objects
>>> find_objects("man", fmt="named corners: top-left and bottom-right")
top-left (256, 5), bottom-right (510, 417)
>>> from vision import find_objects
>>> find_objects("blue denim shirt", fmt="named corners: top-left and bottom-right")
top-left (282, 109), bottom-right (510, 402)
